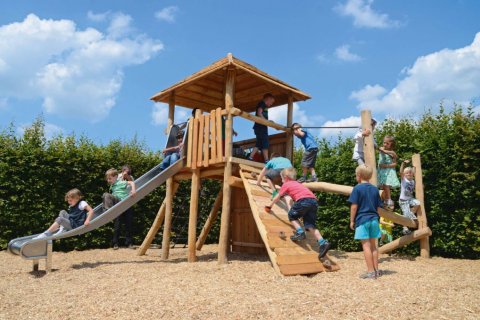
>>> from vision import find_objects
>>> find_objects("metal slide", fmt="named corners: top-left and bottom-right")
top-left (7, 123), bottom-right (188, 265)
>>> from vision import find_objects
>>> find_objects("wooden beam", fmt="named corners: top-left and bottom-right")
top-left (378, 208), bottom-right (418, 229)
top-left (137, 182), bottom-right (180, 256)
top-left (216, 107), bottom-right (223, 162)
top-left (218, 67), bottom-right (235, 264)
top-left (412, 154), bottom-right (430, 258)
top-left (210, 109), bottom-right (217, 163)
top-left (304, 182), bottom-right (353, 196)
top-left (379, 227), bottom-right (432, 254)
top-left (232, 241), bottom-right (265, 248)
top-left (186, 117), bottom-right (194, 168)
top-left (230, 157), bottom-right (265, 170)
top-left (161, 177), bottom-right (175, 260)
top-left (197, 114), bottom-right (205, 168)
top-left (286, 94), bottom-right (294, 161)
top-left (228, 176), bottom-right (244, 188)
top-left (203, 114), bottom-right (210, 167)
top-left (361, 110), bottom-right (377, 185)
top-left (166, 92), bottom-right (175, 134)
top-left (188, 168), bottom-right (200, 262)
top-left (196, 190), bottom-right (223, 250)
top-left (230, 107), bottom-right (289, 132)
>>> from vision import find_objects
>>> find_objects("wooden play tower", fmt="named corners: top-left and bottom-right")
top-left (137, 54), bottom-right (431, 276)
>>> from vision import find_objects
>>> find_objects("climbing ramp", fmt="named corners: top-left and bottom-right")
top-left (238, 164), bottom-right (340, 276)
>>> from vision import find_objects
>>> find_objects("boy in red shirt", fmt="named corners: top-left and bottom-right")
top-left (266, 167), bottom-right (331, 258)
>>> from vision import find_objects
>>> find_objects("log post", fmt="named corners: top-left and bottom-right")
top-left (161, 177), bottom-right (175, 260)
top-left (166, 91), bottom-right (175, 134)
top-left (188, 109), bottom-right (202, 262)
top-left (137, 182), bottom-right (180, 256)
top-left (412, 154), bottom-right (430, 258)
top-left (196, 190), bottom-right (223, 250)
top-left (286, 94), bottom-right (294, 161)
top-left (218, 65), bottom-right (236, 264)
top-left (360, 110), bottom-right (377, 185)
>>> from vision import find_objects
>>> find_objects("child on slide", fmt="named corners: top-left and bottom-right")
top-left (102, 168), bottom-right (136, 214)
top-left (33, 189), bottom-right (94, 239)
top-left (160, 132), bottom-right (184, 171)
top-left (265, 167), bottom-right (331, 259)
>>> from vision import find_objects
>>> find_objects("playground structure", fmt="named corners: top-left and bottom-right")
top-left (8, 53), bottom-right (431, 275)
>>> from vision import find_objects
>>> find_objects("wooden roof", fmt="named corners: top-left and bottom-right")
top-left (151, 53), bottom-right (311, 113)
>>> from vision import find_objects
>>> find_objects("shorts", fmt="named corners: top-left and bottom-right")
top-left (265, 169), bottom-right (282, 185)
top-left (399, 198), bottom-right (420, 219)
top-left (254, 129), bottom-right (269, 150)
top-left (354, 219), bottom-right (381, 240)
top-left (301, 148), bottom-right (318, 168)
top-left (55, 210), bottom-right (73, 231)
top-left (288, 198), bottom-right (318, 230)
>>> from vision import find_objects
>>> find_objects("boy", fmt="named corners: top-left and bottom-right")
top-left (266, 167), bottom-right (331, 259)
top-left (399, 159), bottom-right (420, 235)
top-left (249, 93), bottom-right (275, 163)
top-left (348, 164), bottom-right (383, 279)
top-left (291, 123), bottom-right (318, 182)
top-left (160, 132), bottom-right (184, 170)
top-left (352, 118), bottom-right (377, 165)
top-left (103, 168), bottom-right (136, 249)
top-left (256, 153), bottom-right (292, 199)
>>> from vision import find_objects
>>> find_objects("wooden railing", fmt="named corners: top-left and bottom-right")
top-left (186, 107), bottom-right (224, 169)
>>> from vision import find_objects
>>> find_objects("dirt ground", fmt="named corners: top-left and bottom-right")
top-left (0, 245), bottom-right (478, 320)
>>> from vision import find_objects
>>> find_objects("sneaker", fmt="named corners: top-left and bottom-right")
top-left (113, 244), bottom-right (119, 250)
top-left (271, 190), bottom-right (278, 199)
top-left (290, 230), bottom-right (306, 242)
top-left (127, 244), bottom-right (134, 249)
top-left (359, 271), bottom-right (377, 280)
top-left (33, 233), bottom-right (49, 240)
top-left (387, 199), bottom-right (395, 211)
top-left (402, 228), bottom-right (412, 235)
top-left (307, 176), bottom-right (318, 182)
top-left (318, 240), bottom-right (331, 258)
top-left (297, 176), bottom-right (307, 183)
top-left (54, 226), bottom-right (65, 236)
top-left (376, 269), bottom-right (384, 277)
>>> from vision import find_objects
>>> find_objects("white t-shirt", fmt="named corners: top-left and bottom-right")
top-left (352, 130), bottom-right (377, 160)
top-left (400, 177), bottom-right (415, 201)
top-left (77, 200), bottom-right (88, 210)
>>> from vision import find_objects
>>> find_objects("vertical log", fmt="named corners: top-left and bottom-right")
top-left (361, 110), bottom-right (377, 186)
top-left (210, 110), bottom-right (217, 163)
top-left (412, 154), bottom-right (430, 258)
top-left (218, 66), bottom-right (236, 264)
top-left (196, 190), bottom-right (223, 250)
top-left (203, 114), bottom-right (210, 167)
top-left (161, 177), bottom-right (174, 260)
top-left (166, 92), bottom-right (175, 134)
top-left (186, 116), bottom-right (194, 168)
top-left (286, 94), bottom-right (294, 161)
top-left (197, 114), bottom-right (205, 168)
top-left (216, 107), bottom-right (223, 162)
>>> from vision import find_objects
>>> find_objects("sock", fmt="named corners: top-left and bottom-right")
top-left (318, 238), bottom-right (326, 245)
top-left (296, 227), bottom-right (304, 234)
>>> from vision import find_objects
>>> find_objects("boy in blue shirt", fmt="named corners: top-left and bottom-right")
top-left (348, 164), bottom-right (383, 279)
top-left (256, 153), bottom-right (292, 199)
top-left (291, 123), bottom-right (319, 182)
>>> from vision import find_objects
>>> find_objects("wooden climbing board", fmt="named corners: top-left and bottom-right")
top-left (239, 165), bottom-right (340, 276)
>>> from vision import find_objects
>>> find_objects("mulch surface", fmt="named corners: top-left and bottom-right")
top-left (1, 244), bottom-right (478, 320)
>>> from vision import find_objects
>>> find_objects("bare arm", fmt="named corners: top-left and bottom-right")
top-left (257, 167), bottom-right (267, 186)
top-left (350, 204), bottom-right (358, 230)
top-left (84, 204), bottom-right (94, 225)
top-left (400, 159), bottom-right (410, 178)
top-left (128, 181), bottom-right (136, 195)
top-left (267, 192), bottom-right (282, 209)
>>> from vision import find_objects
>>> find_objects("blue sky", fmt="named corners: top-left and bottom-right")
top-left (1, 0), bottom-right (479, 151)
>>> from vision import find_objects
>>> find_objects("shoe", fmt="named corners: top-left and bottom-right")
top-left (127, 244), bottom-right (134, 249)
top-left (33, 233), bottom-right (49, 240)
top-left (54, 226), bottom-right (65, 236)
top-left (297, 176), bottom-right (307, 183)
top-left (387, 200), bottom-right (395, 211)
top-left (359, 271), bottom-right (377, 280)
top-left (402, 228), bottom-right (411, 235)
top-left (271, 190), bottom-right (278, 199)
top-left (318, 240), bottom-right (331, 258)
top-left (290, 230), bottom-right (306, 242)
top-left (113, 244), bottom-right (119, 250)
top-left (376, 269), bottom-right (384, 277)
top-left (307, 176), bottom-right (318, 182)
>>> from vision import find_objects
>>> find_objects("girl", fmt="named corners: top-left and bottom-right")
top-left (377, 136), bottom-right (400, 210)
top-left (33, 189), bottom-right (94, 239)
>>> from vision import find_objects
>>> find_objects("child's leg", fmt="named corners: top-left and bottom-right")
top-left (103, 193), bottom-right (119, 210)
top-left (307, 228), bottom-right (324, 242)
top-left (261, 148), bottom-right (269, 162)
top-left (383, 185), bottom-right (391, 201)
top-left (46, 221), bottom-right (61, 233)
top-left (310, 167), bottom-right (317, 177)
top-left (124, 208), bottom-right (134, 246)
top-left (361, 240), bottom-right (375, 272)
top-left (249, 147), bottom-right (258, 159)
top-left (370, 238), bottom-right (379, 271)
top-left (266, 178), bottom-right (275, 192)
top-left (112, 216), bottom-right (121, 247)
top-left (290, 219), bottom-right (302, 230)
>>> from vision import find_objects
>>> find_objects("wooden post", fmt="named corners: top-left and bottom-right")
top-left (412, 154), bottom-right (430, 258)
top-left (360, 110), bottom-right (377, 186)
top-left (218, 65), bottom-right (236, 264)
top-left (196, 190), bottom-right (223, 250)
top-left (188, 109), bottom-right (202, 262)
top-left (161, 177), bottom-right (175, 260)
top-left (286, 94), bottom-right (294, 161)
top-left (46, 240), bottom-right (52, 273)
top-left (166, 91), bottom-right (175, 134)
top-left (137, 182), bottom-right (179, 256)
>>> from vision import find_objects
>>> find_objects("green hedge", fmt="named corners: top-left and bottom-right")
top-left (1, 106), bottom-right (479, 258)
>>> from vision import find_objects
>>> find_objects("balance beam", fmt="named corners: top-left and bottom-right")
top-left (379, 227), bottom-right (432, 254)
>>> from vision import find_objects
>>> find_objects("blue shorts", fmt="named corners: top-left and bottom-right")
top-left (288, 198), bottom-right (318, 230)
top-left (254, 129), bottom-right (269, 150)
top-left (354, 219), bottom-right (381, 240)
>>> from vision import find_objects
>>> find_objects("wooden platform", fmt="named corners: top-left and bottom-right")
top-left (239, 166), bottom-right (340, 276)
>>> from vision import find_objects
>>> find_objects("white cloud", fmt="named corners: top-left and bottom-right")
top-left (151, 103), bottom-right (190, 126)
top-left (334, 0), bottom-right (400, 29)
top-left (17, 122), bottom-right (64, 139)
top-left (335, 45), bottom-right (363, 62)
top-left (319, 116), bottom-right (361, 137)
top-left (0, 14), bottom-right (163, 122)
top-left (350, 32), bottom-right (480, 115)
top-left (155, 6), bottom-right (179, 23)
top-left (87, 11), bottom-right (110, 22)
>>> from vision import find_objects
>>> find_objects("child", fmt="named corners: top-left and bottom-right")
top-left (379, 217), bottom-right (394, 245)
top-left (33, 189), bottom-right (94, 239)
top-left (352, 118), bottom-right (377, 165)
top-left (249, 93), bottom-right (275, 163)
top-left (399, 159), bottom-right (420, 235)
top-left (160, 132), bottom-right (184, 171)
top-left (378, 135), bottom-right (400, 210)
top-left (291, 123), bottom-right (319, 182)
top-left (113, 165), bottom-right (135, 249)
top-left (266, 167), bottom-right (331, 259)
top-left (256, 153), bottom-right (292, 199)
top-left (348, 165), bottom-right (383, 279)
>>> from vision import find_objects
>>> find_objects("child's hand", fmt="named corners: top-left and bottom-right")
top-left (264, 206), bottom-right (272, 213)
top-left (403, 159), bottom-right (410, 164)
top-left (349, 221), bottom-right (355, 230)
top-left (256, 180), bottom-right (262, 186)
top-left (84, 218), bottom-right (90, 226)
top-left (363, 128), bottom-right (371, 136)
top-left (130, 190), bottom-right (136, 197)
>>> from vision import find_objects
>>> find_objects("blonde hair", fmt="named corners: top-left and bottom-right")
top-left (280, 167), bottom-right (297, 180)
top-left (65, 188), bottom-right (83, 201)
top-left (404, 166), bottom-right (415, 174)
top-left (105, 168), bottom-right (118, 179)
top-left (355, 164), bottom-right (373, 180)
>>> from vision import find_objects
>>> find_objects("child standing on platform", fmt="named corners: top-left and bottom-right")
top-left (352, 118), bottom-right (377, 165)
top-left (266, 168), bottom-right (331, 259)
top-left (378, 135), bottom-right (400, 210)
top-left (291, 123), bottom-right (319, 183)
top-left (399, 159), bottom-right (420, 235)
top-left (348, 165), bottom-right (383, 279)
top-left (249, 93), bottom-right (275, 163)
